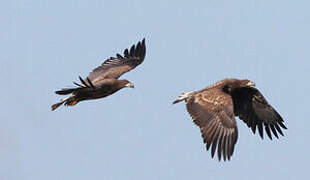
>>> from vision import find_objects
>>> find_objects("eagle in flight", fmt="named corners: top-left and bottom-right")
top-left (52, 39), bottom-right (146, 111)
top-left (173, 78), bottom-right (287, 161)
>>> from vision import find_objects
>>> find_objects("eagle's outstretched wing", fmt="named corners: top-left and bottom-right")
top-left (186, 89), bottom-right (238, 161)
top-left (86, 39), bottom-right (146, 85)
top-left (231, 87), bottom-right (287, 140)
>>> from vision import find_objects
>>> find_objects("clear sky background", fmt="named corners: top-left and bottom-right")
top-left (1, 0), bottom-right (309, 179)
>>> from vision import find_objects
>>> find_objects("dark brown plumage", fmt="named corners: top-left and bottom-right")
top-left (173, 78), bottom-right (287, 161)
top-left (52, 39), bottom-right (146, 111)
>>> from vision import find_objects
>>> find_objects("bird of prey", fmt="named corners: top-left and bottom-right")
top-left (52, 39), bottom-right (146, 111)
top-left (173, 78), bottom-right (287, 161)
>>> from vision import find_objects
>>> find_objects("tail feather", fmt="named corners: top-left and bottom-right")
top-left (51, 97), bottom-right (77, 111)
top-left (173, 91), bottom-right (194, 104)
top-left (51, 101), bottom-right (65, 111)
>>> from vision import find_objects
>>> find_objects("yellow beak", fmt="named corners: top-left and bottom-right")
top-left (125, 83), bottom-right (134, 88)
top-left (246, 81), bottom-right (255, 87)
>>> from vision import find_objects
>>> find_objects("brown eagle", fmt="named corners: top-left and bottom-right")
top-left (52, 39), bottom-right (146, 111)
top-left (173, 78), bottom-right (287, 161)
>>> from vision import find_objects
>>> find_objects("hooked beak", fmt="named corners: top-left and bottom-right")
top-left (125, 83), bottom-right (134, 88)
top-left (246, 81), bottom-right (255, 87)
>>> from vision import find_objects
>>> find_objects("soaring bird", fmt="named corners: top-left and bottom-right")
top-left (173, 78), bottom-right (287, 161)
top-left (52, 39), bottom-right (146, 111)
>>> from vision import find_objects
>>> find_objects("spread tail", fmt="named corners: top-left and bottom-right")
top-left (172, 91), bottom-right (194, 104)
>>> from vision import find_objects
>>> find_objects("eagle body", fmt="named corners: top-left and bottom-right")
top-left (173, 78), bottom-right (287, 161)
top-left (80, 79), bottom-right (130, 99)
top-left (52, 39), bottom-right (145, 111)
top-left (65, 79), bottom-right (131, 100)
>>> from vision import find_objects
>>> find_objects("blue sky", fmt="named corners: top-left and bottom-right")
top-left (1, 0), bottom-right (309, 179)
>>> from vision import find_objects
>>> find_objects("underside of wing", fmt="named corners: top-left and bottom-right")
top-left (232, 87), bottom-right (287, 140)
top-left (186, 90), bottom-right (238, 161)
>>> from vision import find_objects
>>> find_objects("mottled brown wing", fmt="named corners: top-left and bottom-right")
top-left (231, 87), bottom-right (287, 140)
top-left (86, 39), bottom-right (146, 85)
top-left (186, 89), bottom-right (238, 161)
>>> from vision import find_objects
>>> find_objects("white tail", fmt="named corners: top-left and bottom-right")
top-left (172, 91), bottom-right (193, 104)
